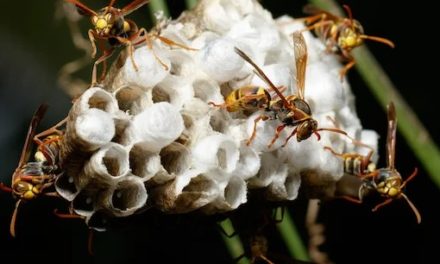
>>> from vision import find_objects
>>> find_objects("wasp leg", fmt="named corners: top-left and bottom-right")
top-left (371, 198), bottom-right (393, 212)
top-left (295, 13), bottom-right (326, 26)
top-left (340, 195), bottom-right (362, 204)
top-left (208, 101), bottom-right (227, 108)
top-left (257, 254), bottom-right (275, 264)
top-left (268, 124), bottom-right (286, 148)
top-left (247, 115), bottom-right (270, 146)
top-left (53, 209), bottom-right (95, 255)
top-left (33, 118), bottom-right (67, 146)
top-left (20, 175), bottom-right (55, 182)
top-left (401, 167), bottom-right (418, 188)
top-left (134, 28), bottom-right (169, 71)
top-left (324, 147), bottom-right (362, 160)
top-left (53, 208), bottom-right (84, 219)
top-left (114, 35), bottom-right (138, 72)
top-left (154, 35), bottom-right (198, 51)
top-left (88, 229), bottom-right (95, 255)
top-left (88, 29), bottom-right (98, 59)
top-left (0, 182), bottom-right (12, 192)
top-left (43, 192), bottom-right (60, 197)
top-left (300, 19), bottom-right (332, 33)
top-left (281, 127), bottom-right (298, 147)
top-left (92, 47), bottom-right (115, 86)
top-left (360, 171), bottom-right (379, 181)
top-left (339, 51), bottom-right (355, 80)
top-left (10, 200), bottom-right (22, 237)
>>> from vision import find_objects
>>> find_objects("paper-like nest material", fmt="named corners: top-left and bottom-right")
top-left (56, 0), bottom-right (378, 224)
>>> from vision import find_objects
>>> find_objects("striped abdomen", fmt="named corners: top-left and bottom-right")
top-left (343, 154), bottom-right (374, 176)
top-left (224, 86), bottom-right (271, 112)
top-left (36, 135), bottom-right (62, 166)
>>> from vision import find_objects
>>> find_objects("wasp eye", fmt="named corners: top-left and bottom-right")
top-left (91, 16), bottom-right (98, 25)
top-left (15, 182), bottom-right (32, 195)
top-left (105, 13), bottom-right (112, 22)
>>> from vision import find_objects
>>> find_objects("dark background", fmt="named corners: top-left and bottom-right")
top-left (0, 0), bottom-right (438, 263)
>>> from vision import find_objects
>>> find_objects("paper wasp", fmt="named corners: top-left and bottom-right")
top-left (325, 103), bottom-right (421, 223)
top-left (301, 5), bottom-right (395, 79)
top-left (0, 104), bottom-right (66, 237)
top-left (66, 0), bottom-right (196, 85)
top-left (210, 32), bottom-right (346, 147)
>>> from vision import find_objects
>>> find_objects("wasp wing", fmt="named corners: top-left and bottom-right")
top-left (303, 4), bottom-right (340, 21)
top-left (386, 102), bottom-right (397, 169)
top-left (292, 32), bottom-right (308, 100)
top-left (121, 0), bottom-right (149, 16)
top-left (65, 0), bottom-right (98, 16)
top-left (12, 104), bottom-right (48, 182)
top-left (234, 47), bottom-right (293, 109)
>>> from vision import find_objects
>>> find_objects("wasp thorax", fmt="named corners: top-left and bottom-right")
top-left (296, 118), bottom-right (318, 142)
top-left (291, 98), bottom-right (312, 115)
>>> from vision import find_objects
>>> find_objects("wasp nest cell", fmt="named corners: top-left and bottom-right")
top-left (57, 0), bottom-right (378, 222)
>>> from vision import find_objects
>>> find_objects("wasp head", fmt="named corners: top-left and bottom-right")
top-left (338, 19), bottom-right (364, 50)
top-left (91, 8), bottom-right (117, 37)
top-left (13, 181), bottom-right (39, 200)
top-left (376, 169), bottom-right (403, 198)
top-left (296, 118), bottom-right (318, 142)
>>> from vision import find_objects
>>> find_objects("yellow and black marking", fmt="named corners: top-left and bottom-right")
top-left (224, 85), bottom-right (271, 112)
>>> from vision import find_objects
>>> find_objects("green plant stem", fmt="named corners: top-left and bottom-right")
top-left (185, 0), bottom-right (198, 9)
top-left (148, 0), bottom-right (170, 19)
top-left (276, 209), bottom-right (310, 261)
top-left (219, 219), bottom-right (250, 264)
top-left (310, 0), bottom-right (440, 187)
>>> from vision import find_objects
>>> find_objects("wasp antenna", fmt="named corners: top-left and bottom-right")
top-left (121, 0), bottom-right (150, 16)
top-left (343, 5), bottom-right (353, 22)
top-left (108, 0), bottom-right (117, 8)
top-left (314, 131), bottom-right (321, 141)
top-left (65, 0), bottom-right (98, 16)
top-left (372, 198), bottom-right (393, 212)
top-left (401, 193), bottom-right (421, 224)
top-left (316, 127), bottom-right (347, 136)
top-left (10, 200), bottom-right (22, 237)
top-left (88, 229), bottom-right (95, 255)
top-left (360, 35), bottom-right (395, 48)
top-left (401, 167), bottom-right (418, 188)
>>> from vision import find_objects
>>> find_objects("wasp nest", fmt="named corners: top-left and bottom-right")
top-left (56, 0), bottom-right (378, 223)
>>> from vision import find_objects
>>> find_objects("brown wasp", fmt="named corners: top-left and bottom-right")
top-left (0, 104), bottom-right (66, 236)
top-left (66, 0), bottom-right (195, 85)
top-left (210, 32), bottom-right (346, 147)
top-left (325, 103), bottom-right (421, 223)
top-left (301, 5), bottom-right (395, 79)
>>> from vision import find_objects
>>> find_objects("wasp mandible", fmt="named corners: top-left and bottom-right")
top-left (325, 103), bottom-right (421, 223)
top-left (0, 105), bottom-right (66, 236)
top-left (211, 32), bottom-right (346, 147)
top-left (300, 5), bottom-right (395, 79)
